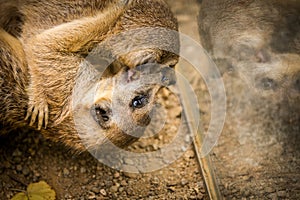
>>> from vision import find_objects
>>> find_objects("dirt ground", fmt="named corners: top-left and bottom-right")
top-left (1, 0), bottom-right (299, 199)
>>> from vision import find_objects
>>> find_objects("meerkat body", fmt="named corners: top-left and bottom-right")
top-left (0, 27), bottom-right (28, 133)
top-left (0, 0), bottom-right (179, 151)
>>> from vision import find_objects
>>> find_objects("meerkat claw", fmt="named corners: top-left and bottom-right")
top-left (25, 104), bottom-right (34, 121)
top-left (29, 105), bottom-right (38, 126)
top-left (37, 110), bottom-right (43, 130)
top-left (44, 105), bottom-right (49, 129)
top-left (26, 100), bottom-right (48, 130)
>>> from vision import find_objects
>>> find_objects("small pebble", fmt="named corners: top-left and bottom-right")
top-left (113, 172), bottom-right (120, 178)
top-left (87, 192), bottom-right (96, 199)
top-left (185, 150), bottom-right (195, 159)
top-left (277, 190), bottom-right (286, 197)
top-left (82, 178), bottom-right (90, 184)
top-left (80, 167), bottom-right (86, 173)
top-left (181, 179), bottom-right (188, 186)
top-left (167, 179), bottom-right (178, 187)
top-left (243, 190), bottom-right (250, 197)
top-left (197, 193), bottom-right (204, 199)
top-left (110, 185), bottom-right (119, 193)
top-left (16, 165), bottom-right (22, 172)
top-left (100, 189), bottom-right (107, 196)
top-left (231, 188), bottom-right (239, 194)
top-left (91, 187), bottom-right (100, 194)
top-left (267, 193), bottom-right (278, 200)
top-left (265, 187), bottom-right (275, 193)
top-left (29, 149), bottom-right (36, 156)
top-left (185, 134), bottom-right (191, 143)
top-left (120, 180), bottom-right (127, 186)
top-left (152, 177), bottom-right (160, 185)
top-left (12, 149), bottom-right (22, 157)
top-left (79, 160), bottom-right (86, 165)
top-left (118, 187), bottom-right (124, 193)
top-left (34, 171), bottom-right (41, 178)
top-left (151, 144), bottom-right (159, 151)
top-left (168, 186), bottom-right (176, 192)
top-left (22, 166), bottom-right (30, 176)
top-left (63, 168), bottom-right (70, 176)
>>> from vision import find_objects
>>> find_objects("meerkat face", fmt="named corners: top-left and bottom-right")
top-left (235, 51), bottom-right (300, 101)
top-left (257, 54), bottom-right (300, 98)
top-left (72, 0), bottom-right (180, 149)
top-left (88, 63), bottom-right (176, 146)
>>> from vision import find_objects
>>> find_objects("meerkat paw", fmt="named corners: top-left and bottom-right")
top-left (25, 95), bottom-right (49, 130)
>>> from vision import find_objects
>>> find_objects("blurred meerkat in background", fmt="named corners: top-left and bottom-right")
top-left (198, 0), bottom-right (300, 100)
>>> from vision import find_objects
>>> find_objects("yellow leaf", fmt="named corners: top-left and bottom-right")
top-left (27, 181), bottom-right (56, 200)
top-left (11, 192), bottom-right (28, 200)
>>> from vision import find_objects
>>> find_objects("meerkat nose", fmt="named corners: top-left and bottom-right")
top-left (161, 67), bottom-right (176, 86)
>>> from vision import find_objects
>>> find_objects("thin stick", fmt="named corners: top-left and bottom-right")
top-left (176, 70), bottom-right (222, 200)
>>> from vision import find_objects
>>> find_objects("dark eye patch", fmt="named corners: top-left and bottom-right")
top-left (294, 77), bottom-right (300, 92)
top-left (256, 77), bottom-right (278, 90)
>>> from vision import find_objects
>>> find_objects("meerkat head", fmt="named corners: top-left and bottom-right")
top-left (74, 62), bottom-right (176, 150)
top-left (73, 0), bottom-right (180, 151)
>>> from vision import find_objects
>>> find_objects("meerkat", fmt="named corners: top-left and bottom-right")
top-left (198, 0), bottom-right (300, 96)
top-left (0, 0), bottom-right (179, 151)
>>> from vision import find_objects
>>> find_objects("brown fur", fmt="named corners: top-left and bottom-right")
top-left (0, 28), bottom-right (28, 132)
top-left (0, 0), bottom-right (179, 151)
top-left (198, 0), bottom-right (300, 96)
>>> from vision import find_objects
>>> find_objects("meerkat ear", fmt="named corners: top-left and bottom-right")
top-left (294, 73), bottom-right (300, 92)
top-left (255, 49), bottom-right (271, 63)
top-left (85, 54), bottom-right (124, 77)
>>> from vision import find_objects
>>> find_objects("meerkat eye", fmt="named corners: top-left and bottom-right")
top-left (131, 95), bottom-right (149, 109)
top-left (257, 77), bottom-right (277, 90)
top-left (294, 76), bottom-right (300, 92)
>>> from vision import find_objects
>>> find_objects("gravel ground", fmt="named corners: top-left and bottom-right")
top-left (0, 87), bottom-right (208, 199)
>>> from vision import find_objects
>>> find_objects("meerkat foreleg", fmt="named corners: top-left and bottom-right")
top-left (24, 2), bottom-right (129, 130)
